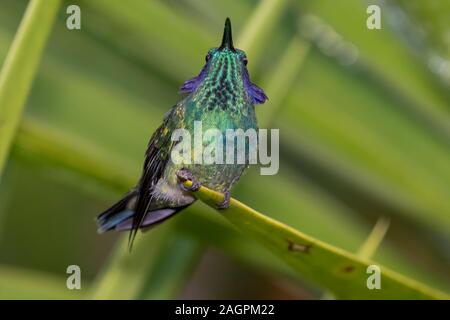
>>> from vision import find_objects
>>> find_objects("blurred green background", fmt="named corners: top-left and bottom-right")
top-left (0, 0), bottom-right (449, 299)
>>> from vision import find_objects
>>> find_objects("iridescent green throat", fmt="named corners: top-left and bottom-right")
top-left (192, 48), bottom-right (249, 112)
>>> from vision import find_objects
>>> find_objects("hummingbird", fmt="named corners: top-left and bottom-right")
top-left (97, 18), bottom-right (267, 244)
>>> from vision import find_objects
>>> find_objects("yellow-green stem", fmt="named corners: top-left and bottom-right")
top-left (182, 180), bottom-right (448, 300)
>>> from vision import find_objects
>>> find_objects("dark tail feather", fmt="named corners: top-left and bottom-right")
top-left (96, 191), bottom-right (137, 233)
top-left (115, 205), bottom-right (190, 232)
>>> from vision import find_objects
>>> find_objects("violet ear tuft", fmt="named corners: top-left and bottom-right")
top-left (243, 68), bottom-right (268, 104)
top-left (180, 64), bottom-right (208, 93)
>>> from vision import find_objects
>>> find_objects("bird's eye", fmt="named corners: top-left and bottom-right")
top-left (243, 57), bottom-right (248, 65)
top-left (205, 53), bottom-right (211, 62)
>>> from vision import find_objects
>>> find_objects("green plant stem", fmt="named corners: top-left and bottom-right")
top-left (357, 217), bottom-right (391, 259)
top-left (182, 180), bottom-right (448, 299)
top-left (0, 0), bottom-right (61, 181)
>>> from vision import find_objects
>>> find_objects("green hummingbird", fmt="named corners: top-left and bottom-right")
top-left (97, 18), bottom-right (267, 242)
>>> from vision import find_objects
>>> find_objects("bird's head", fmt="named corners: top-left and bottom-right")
top-left (180, 18), bottom-right (267, 106)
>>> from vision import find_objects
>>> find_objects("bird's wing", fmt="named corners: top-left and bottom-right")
top-left (129, 103), bottom-right (185, 247)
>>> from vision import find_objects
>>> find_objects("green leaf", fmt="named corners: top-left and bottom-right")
top-left (236, 0), bottom-right (290, 69)
top-left (0, 0), bottom-right (61, 180)
top-left (258, 36), bottom-right (311, 126)
top-left (182, 180), bottom-right (449, 299)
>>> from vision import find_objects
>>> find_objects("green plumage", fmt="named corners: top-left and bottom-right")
top-left (97, 18), bottom-right (267, 238)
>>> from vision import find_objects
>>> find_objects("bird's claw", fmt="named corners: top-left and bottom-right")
top-left (176, 168), bottom-right (201, 192)
top-left (216, 191), bottom-right (230, 210)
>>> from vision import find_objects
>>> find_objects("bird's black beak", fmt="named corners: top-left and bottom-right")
top-left (219, 18), bottom-right (235, 51)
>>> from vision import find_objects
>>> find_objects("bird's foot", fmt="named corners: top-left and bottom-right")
top-left (176, 168), bottom-right (201, 192)
top-left (216, 190), bottom-right (231, 210)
